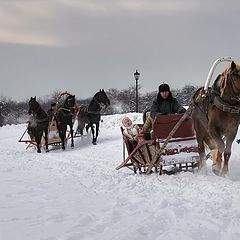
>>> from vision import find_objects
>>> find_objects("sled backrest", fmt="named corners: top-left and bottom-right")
top-left (120, 126), bottom-right (133, 155)
top-left (120, 124), bottom-right (143, 154)
top-left (153, 114), bottom-right (195, 139)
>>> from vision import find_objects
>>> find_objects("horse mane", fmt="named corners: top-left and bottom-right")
top-left (211, 74), bottom-right (221, 95)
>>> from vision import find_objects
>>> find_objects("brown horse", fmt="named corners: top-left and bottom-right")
top-left (192, 61), bottom-right (240, 176)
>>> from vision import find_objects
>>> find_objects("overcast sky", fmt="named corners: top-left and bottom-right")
top-left (0, 0), bottom-right (239, 102)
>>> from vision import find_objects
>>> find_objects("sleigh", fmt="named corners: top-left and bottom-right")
top-left (116, 112), bottom-right (200, 175)
top-left (18, 91), bottom-right (80, 150)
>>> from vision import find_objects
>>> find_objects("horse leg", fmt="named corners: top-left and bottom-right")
top-left (58, 125), bottom-right (66, 150)
top-left (70, 124), bottom-right (74, 148)
top-left (57, 124), bottom-right (64, 150)
top-left (35, 132), bottom-right (42, 153)
top-left (86, 123), bottom-right (91, 134)
top-left (94, 122), bottom-right (100, 144)
top-left (207, 121), bottom-right (225, 175)
top-left (197, 140), bottom-right (206, 168)
top-left (79, 126), bottom-right (83, 135)
top-left (220, 135), bottom-right (235, 176)
top-left (90, 124), bottom-right (96, 145)
top-left (210, 149), bottom-right (222, 175)
top-left (61, 126), bottom-right (67, 150)
top-left (44, 128), bottom-right (49, 152)
top-left (211, 138), bottom-right (224, 176)
top-left (194, 128), bottom-right (207, 169)
top-left (221, 151), bottom-right (230, 177)
top-left (191, 116), bottom-right (208, 170)
top-left (77, 121), bottom-right (84, 135)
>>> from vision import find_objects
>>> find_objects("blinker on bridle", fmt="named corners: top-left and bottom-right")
top-left (227, 71), bottom-right (240, 102)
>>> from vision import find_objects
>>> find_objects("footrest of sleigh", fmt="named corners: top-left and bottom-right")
top-left (119, 161), bottom-right (199, 175)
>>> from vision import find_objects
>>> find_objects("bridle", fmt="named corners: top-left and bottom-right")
top-left (29, 102), bottom-right (40, 116)
top-left (29, 102), bottom-right (49, 122)
top-left (212, 70), bottom-right (240, 114)
top-left (222, 70), bottom-right (240, 102)
top-left (59, 96), bottom-right (76, 113)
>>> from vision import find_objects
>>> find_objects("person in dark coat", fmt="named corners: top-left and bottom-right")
top-left (141, 83), bottom-right (186, 140)
top-left (47, 102), bottom-right (58, 119)
top-left (150, 83), bottom-right (186, 118)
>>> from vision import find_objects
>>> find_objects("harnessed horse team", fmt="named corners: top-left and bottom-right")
top-left (27, 89), bottom-right (110, 152)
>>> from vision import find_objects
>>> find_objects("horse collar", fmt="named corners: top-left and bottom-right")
top-left (213, 96), bottom-right (240, 114)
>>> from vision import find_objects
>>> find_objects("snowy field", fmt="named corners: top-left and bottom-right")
top-left (1, 113), bottom-right (240, 240)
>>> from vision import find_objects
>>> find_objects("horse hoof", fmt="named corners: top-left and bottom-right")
top-left (212, 164), bottom-right (220, 176)
top-left (62, 147), bottom-right (65, 150)
top-left (219, 170), bottom-right (227, 177)
top-left (37, 150), bottom-right (41, 153)
top-left (92, 142), bottom-right (97, 145)
top-left (212, 168), bottom-right (219, 176)
top-left (71, 144), bottom-right (74, 148)
top-left (46, 149), bottom-right (49, 153)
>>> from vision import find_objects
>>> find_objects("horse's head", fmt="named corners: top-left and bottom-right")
top-left (64, 94), bottom-right (76, 113)
top-left (94, 89), bottom-right (110, 107)
top-left (28, 96), bottom-right (40, 115)
top-left (219, 61), bottom-right (240, 103)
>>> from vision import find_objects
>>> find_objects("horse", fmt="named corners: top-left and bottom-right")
top-left (77, 89), bottom-right (110, 145)
top-left (191, 61), bottom-right (240, 176)
top-left (55, 94), bottom-right (76, 150)
top-left (28, 97), bottom-right (49, 153)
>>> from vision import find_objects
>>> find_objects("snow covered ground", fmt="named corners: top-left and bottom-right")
top-left (1, 112), bottom-right (240, 240)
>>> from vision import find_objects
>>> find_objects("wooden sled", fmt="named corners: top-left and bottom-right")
top-left (116, 114), bottom-right (200, 175)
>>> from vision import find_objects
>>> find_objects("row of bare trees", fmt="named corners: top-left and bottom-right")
top-left (0, 85), bottom-right (198, 126)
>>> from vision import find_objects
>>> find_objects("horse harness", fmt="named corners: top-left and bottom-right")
top-left (213, 96), bottom-right (240, 114)
top-left (57, 107), bottom-right (74, 114)
top-left (209, 72), bottom-right (240, 114)
top-left (79, 96), bottom-right (105, 115)
top-left (79, 105), bottom-right (100, 115)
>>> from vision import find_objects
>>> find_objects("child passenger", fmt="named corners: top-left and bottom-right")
top-left (122, 116), bottom-right (140, 151)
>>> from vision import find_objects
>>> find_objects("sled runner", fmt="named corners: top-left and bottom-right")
top-left (116, 112), bottom-right (200, 175)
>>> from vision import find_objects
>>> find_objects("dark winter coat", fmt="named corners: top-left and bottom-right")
top-left (47, 108), bottom-right (54, 118)
top-left (150, 91), bottom-right (186, 118)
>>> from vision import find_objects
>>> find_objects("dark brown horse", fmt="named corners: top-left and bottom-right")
top-left (77, 89), bottom-right (110, 145)
top-left (55, 94), bottom-right (76, 150)
top-left (28, 97), bottom-right (49, 153)
top-left (192, 61), bottom-right (240, 176)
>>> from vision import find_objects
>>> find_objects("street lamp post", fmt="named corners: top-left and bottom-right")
top-left (134, 70), bottom-right (140, 113)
